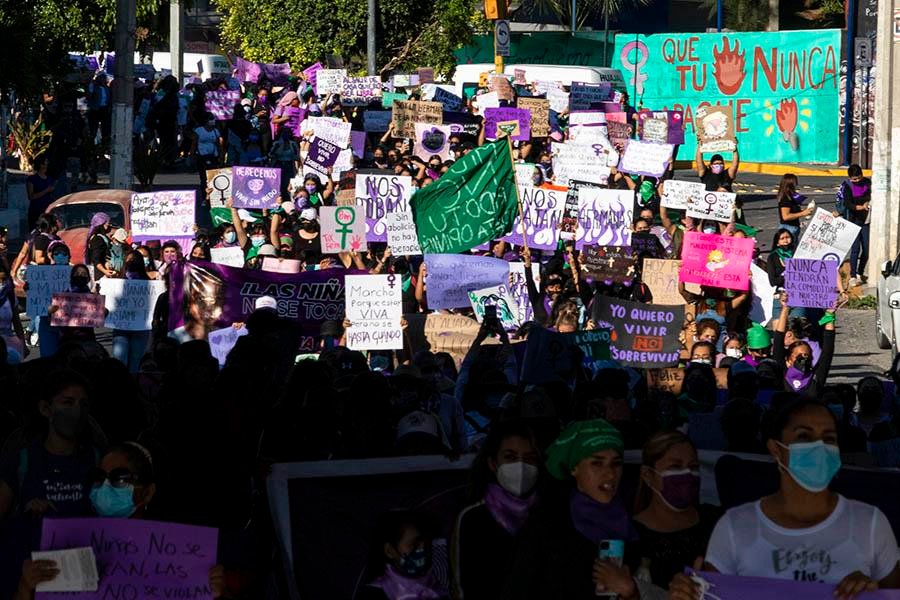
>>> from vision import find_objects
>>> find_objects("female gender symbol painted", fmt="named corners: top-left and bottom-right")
top-left (335, 207), bottom-right (356, 249)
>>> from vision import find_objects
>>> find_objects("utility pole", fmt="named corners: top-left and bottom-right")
top-left (767, 0), bottom-right (779, 31)
top-left (367, 0), bottom-right (376, 75)
top-left (170, 0), bottom-right (184, 83)
top-left (109, 0), bottom-right (135, 190)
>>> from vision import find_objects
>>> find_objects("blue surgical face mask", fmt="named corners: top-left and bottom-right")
top-left (250, 235), bottom-right (265, 247)
top-left (52, 254), bottom-right (68, 265)
top-left (397, 547), bottom-right (429, 578)
top-left (776, 440), bottom-right (841, 493)
top-left (90, 481), bottom-right (137, 518)
top-left (224, 231), bottom-right (237, 244)
top-left (143, 257), bottom-right (151, 267)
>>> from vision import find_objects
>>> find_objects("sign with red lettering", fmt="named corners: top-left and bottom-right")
top-left (592, 298), bottom-right (684, 369)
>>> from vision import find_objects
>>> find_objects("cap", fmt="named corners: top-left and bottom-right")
top-left (393, 364), bottom-right (424, 381)
top-left (299, 208), bottom-right (318, 222)
top-left (396, 410), bottom-right (441, 441)
top-left (237, 209), bottom-right (258, 223)
top-left (112, 228), bottom-right (128, 243)
top-left (258, 243), bottom-right (277, 257)
top-left (281, 200), bottom-right (296, 215)
top-left (255, 296), bottom-right (278, 311)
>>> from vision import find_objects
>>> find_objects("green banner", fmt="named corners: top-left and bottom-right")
top-left (611, 30), bottom-right (842, 163)
top-left (411, 139), bottom-right (518, 254)
top-left (455, 32), bottom-right (616, 67)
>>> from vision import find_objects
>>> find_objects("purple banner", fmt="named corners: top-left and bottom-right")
top-left (205, 90), bottom-right (240, 121)
top-left (685, 572), bottom-right (900, 599)
top-left (350, 130), bottom-right (366, 158)
top-left (38, 517), bottom-right (218, 600)
top-left (303, 62), bottom-right (323, 95)
top-left (235, 57), bottom-right (292, 85)
top-left (483, 107), bottom-right (531, 141)
top-left (231, 166), bottom-right (280, 209)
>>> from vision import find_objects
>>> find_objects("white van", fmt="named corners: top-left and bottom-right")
top-left (452, 63), bottom-right (626, 96)
top-left (151, 52), bottom-right (231, 77)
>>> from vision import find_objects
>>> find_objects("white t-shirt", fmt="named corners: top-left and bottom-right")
top-left (194, 126), bottom-right (219, 157)
top-left (706, 495), bottom-right (899, 584)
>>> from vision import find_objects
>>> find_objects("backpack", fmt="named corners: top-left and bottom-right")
top-left (835, 181), bottom-right (851, 219)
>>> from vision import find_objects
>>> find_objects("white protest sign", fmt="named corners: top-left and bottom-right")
top-left (547, 88), bottom-right (569, 113)
top-left (208, 326), bottom-right (248, 367)
top-left (508, 262), bottom-right (540, 325)
top-left (618, 140), bottom-right (674, 178)
top-left (475, 92), bottom-right (500, 111)
top-left (363, 110), bottom-right (392, 132)
top-left (552, 141), bottom-right (610, 186)
top-left (502, 184), bottom-right (565, 250)
top-left (97, 278), bottom-right (166, 331)
top-left (26, 265), bottom-right (72, 318)
top-left (210, 246), bottom-right (245, 268)
top-left (467, 284), bottom-right (520, 330)
top-left (794, 208), bottom-right (862, 263)
top-left (661, 179), bottom-right (705, 210)
top-left (686, 190), bottom-right (736, 223)
top-left (261, 257), bottom-right (302, 273)
top-left (305, 116), bottom-right (351, 148)
top-left (206, 168), bottom-right (232, 208)
top-left (355, 173), bottom-right (413, 240)
top-left (130, 190), bottom-right (196, 238)
top-left (568, 124), bottom-right (609, 144)
top-left (749, 263), bottom-right (776, 327)
top-left (576, 187), bottom-right (634, 247)
top-left (569, 111), bottom-right (606, 126)
top-left (514, 163), bottom-right (536, 185)
top-left (345, 274), bottom-right (403, 350)
top-left (320, 205), bottom-right (367, 253)
top-left (386, 211), bottom-right (422, 256)
top-left (340, 76), bottom-right (382, 106)
top-left (316, 69), bottom-right (347, 95)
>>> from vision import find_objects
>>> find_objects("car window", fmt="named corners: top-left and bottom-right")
top-left (50, 203), bottom-right (125, 231)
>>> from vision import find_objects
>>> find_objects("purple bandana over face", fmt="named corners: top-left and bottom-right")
top-left (484, 483), bottom-right (537, 535)
top-left (785, 366), bottom-right (813, 391)
top-left (569, 489), bottom-right (637, 544)
top-left (370, 565), bottom-right (443, 600)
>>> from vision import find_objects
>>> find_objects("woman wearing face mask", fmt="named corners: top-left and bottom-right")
top-left (766, 228), bottom-right (796, 289)
top-left (190, 242), bottom-right (211, 261)
top-left (159, 240), bottom-right (182, 273)
top-left (136, 246), bottom-right (159, 280)
top-left (719, 332), bottom-right (744, 365)
top-left (45, 264), bottom-right (99, 352)
top-left (453, 420), bottom-right (542, 600)
top-left (302, 173), bottom-right (333, 206)
top-left (104, 251), bottom-right (151, 373)
top-left (773, 292), bottom-right (835, 396)
top-left (668, 399), bottom-right (900, 600)
top-left (85, 212), bottom-right (116, 278)
top-left (0, 260), bottom-right (26, 363)
top-left (633, 432), bottom-right (717, 591)
top-left (776, 174), bottom-right (813, 236)
top-left (695, 149), bottom-right (738, 193)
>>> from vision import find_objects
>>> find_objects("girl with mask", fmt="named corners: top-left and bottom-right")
top-left (719, 332), bottom-right (744, 365)
top-left (695, 149), bottom-right (738, 193)
top-left (773, 292), bottom-right (835, 396)
top-left (105, 251), bottom-right (151, 373)
top-left (302, 173), bottom-right (333, 206)
top-left (632, 432), bottom-right (716, 590)
top-left (453, 420), bottom-right (542, 600)
top-left (0, 260), bottom-right (26, 363)
top-left (669, 399), bottom-right (900, 600)
top-left (766, 228), bottom-right (796, 289)
top-left (776, 174), bottom-right (813, 236)
top-left (136, 245), bottom-right (159, 280)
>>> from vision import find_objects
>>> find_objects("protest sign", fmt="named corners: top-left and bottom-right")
top-left (320, 206), bottom-right (367, 253)
top-left (606, 116), bottom-right (633, 149)
top-left (231, 166), bottom-right (280, 209)
top-left (303, 62), bottom-right (323, 94)
top-left (569, 111), bottom-right (607, 127)
top-left (210, 246), bottom-right (245, 268)
top-left (547, 87), bottom-right (569, 113)
top-left (392, 73), bottom-right (420, 88)
top-left (381, 91), bottom-right (408, 108)
top-left (340, 76), bottom-right (382, 106)
top-left (581, 246), bottom-right (637, 283)
top-left (345, 274), bottom-right (403, 350)
top-left (391, 100), bottom-right (443, 139)
top-left (661, 179), bottom-right (705, 210)
top-left (501, 184), bottom-right (565, 250)
top-left (350, 130), bottom-right (366, 159)
top-left (630, 231), bottom-right (664, 258)
top-left (417, 67), bottom-right (434, 84)
top-left (475, 91), bottom-right (500, 111)
top-left (262, 257), bottom-right (302, 274)
top-left (433, 87), bottom-right (463, 111)
top-left (206, 168), bottom-right (232, 208)
top-left (205, 90), bottom-right (240, 121)
top-left (695, 105), bottom-right (736, 153)
top-left (680, 231), bottom-right (754, 291)
top-left (38, 518), bottom-right (217, 600)
top-left (642, 259), bottom-right (688, 305)
top-left (517, 97), bottom-right (550, 137)
top-left (679, 571), bottom-right (900, 600)
top-left (425, 254), bottom-right (509, 309)
top-left (363, 110), bottom-right (392, 132)
top-left (208, 325), bottom-right (248, 367)
top-left (618, 139), bottom-right (674, 178)
top-left (552, 141), bottom-right (610, 186)
top-left (442, 111), bottom-right (480, 136)
top-left (514, 162), bottom-right (536, 185)
top-left (306, 116), bottom-right (352, 148)
top-left (413, 123), bottom-right (452, 161)
top-left (50, 293), bottom-right (105, 328)
top-left (355, 173), bottom-right (413, 241)
top-left (794, 208), bottom-right (861, 262)
top-left (385, 210), bottom-right (422, 256)
top-left (98, 278), bottom-right (166, 330)
top-left (234, 57), bottom-right (291, 85)
top-left (784, 258), bottom-right (838, 309)
top-left (489, 76), bottom-right (514, 101)
top-left (749, 262), bottom-right (776, 326)
top-left (514, 68), bottom-right (527, 84)
top-left (26, 265), bottom-right (72, 318)
top-left (495, 120), bottom-right (520, 138)
top-left (686, 190), bottom-right (736, 223)
top-left (483, 107), bottom-right (531, 141)
top-left (638, 110), bottom-right (685, 145)
top-left (569, 82), bottom-right (612, 110)
top-left (467, 284), bottom-right (519, 330)
top-left (592, 297), bottom-right (684, 368)
top-left (303, 137), bottom-right (341, 174)
top-left (646, 368), bottom-right (729, 395)
top-left (508, 262), bottom-right (540, 324)
top-left (130, 190), bottom-right (196, 239)
top-left (576, 187), bottom-right (633, 248)
top-left (316, 69), bottom-right (347, 95)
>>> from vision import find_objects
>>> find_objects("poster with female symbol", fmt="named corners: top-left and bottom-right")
top-left (320, 206), bottom-right (367, 254)
top-left (686, 190), bottom-right (736, 223)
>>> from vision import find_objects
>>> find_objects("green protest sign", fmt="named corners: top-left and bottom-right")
top-left (382, 92), bottom-right (409, 108)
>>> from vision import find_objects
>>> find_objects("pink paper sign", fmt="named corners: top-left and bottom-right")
top-left (679, 231), bottom-right (754, 291)
top-left (50, 293), bottom-right (106, 328)
top-left (262, 257), bottom-right (302, 273)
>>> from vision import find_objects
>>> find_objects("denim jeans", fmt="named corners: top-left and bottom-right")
top-left (112, 329), bottom-right (150, 373)
top-left (850, 223), bottom-right (870, 278)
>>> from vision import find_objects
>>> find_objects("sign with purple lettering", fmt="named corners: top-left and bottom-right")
top-left (38, 517), bottom-right (218, 600)
top-left (618, 139), bottom-right (674, 178)
top-left (483, 107), bottom-right (531, 141)
top-left (205, 90), bottom-right (240, 121)
top-left (303, 62), bottom-right (323, 95)
top-left (131, 190), bottom-right (196, 240)
top-left (231, 166), bottom-right (280, 209)
top-left (576, 187), bottom-right (634, 248)
top-left (354, 173), bottom-right (413, 242)
top-left (501, 184), bottom-right (565, 250)
top-left (341, 76), bottom-right (383, 107)
top-left (637, 110), bottom-right (685, 145)
top-left (784, 258), bottom-right (838, 308)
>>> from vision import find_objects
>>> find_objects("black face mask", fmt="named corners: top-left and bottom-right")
top-left (793, 356), bottom-right (813, 374)
top-left (71, 276), bottom-right (90, 290)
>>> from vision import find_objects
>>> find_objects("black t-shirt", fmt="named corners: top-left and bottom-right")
top-left (778, 196), bottom-right (802, 225)
top-left (88, 234), bottom-right (110, 269)
top-left (700, 171), bottom-right (733, 192)
top-left (632, 505), bottom-right (720, 589)
top-left (0, 441), bottom-right (98, 517)
top-left (30, 232), bottom-right (54, 263)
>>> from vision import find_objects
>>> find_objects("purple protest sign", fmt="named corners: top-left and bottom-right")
top-left (350, 130), bottom-right (367, 158)
top-left (234, 57), bottom-right (291, 85)
top-left (231, 166), bottom-right (281, 209)
top-left (784, 258), bottom-right (838, 308)
top-left (685, 572), bottom-right (900, 600)
top-left (234, 56), bottom-right (261, 83)
top-left (501, 184), bottom-right (566, 250)
top-left (205, 90), bottom-right (240, 121)
top-left (305, 137), bottom-right (341, 172)
top-left (483, 107), bottom-right (531, 141)
top-left (303, 62), bottom-right (323, 94)
top-left (38, 517), bottom-right (218, 600)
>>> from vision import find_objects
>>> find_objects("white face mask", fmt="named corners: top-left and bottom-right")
top-left (496, 461), bottom-right (539, 497)
top-left (726, 347), bottom-right (743, 359)
top-left (691, 358), bottom-right (712, 366)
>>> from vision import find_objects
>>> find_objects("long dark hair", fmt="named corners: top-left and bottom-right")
top-left (771, 228), bottom-right (796, 252)
top-left (468, 419), bottom-right (540, 501)
top-left (776, 173), bottom-right (799, 202)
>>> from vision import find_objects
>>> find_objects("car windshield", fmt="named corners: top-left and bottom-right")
top-left (50, 202), bottom-right (125, 230)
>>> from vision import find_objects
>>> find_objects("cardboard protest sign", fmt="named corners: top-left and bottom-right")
top-left (592, 297), bottom-right (684, 368)
top-left (417, 67), bottom-right (434, 84)
top-left (661, 179), bottom-right (705, 210)
top-left (501, 184), bottom-right (565, 250)
top-left (749, 262), bottom-right (776, 326)
top-left (508, 262), bottom-right (540, 325)
top-left (306, 116), bottom-right (352, 148)
top-left (425, 254), bottom-right (509, 310)
top-left (26, 265), bottom-right (72, 318)
top-left (794, 208), bottom-right (861, 262)
top-left (363, 110), bottom-right (392, 132)
top-left (355, 173), bottom-right (413, 241)
top-left (618, 139), bottom-right (674, 178)
top-left (576, 187), bottom-right (634, 248)
top-left (210, 246), bottom-right (245, 268)
top-left (262, 257), bottom-right (302, 274)
top-left (468, 284), bottom-right (519, 330)
top-left (483, 107), bottom-right (531, 141)
top-left (303, 62), bottom-right (323, 94)
top-left (638, 110), bottom-right (685, 145)
top-left (98, 278), bottom-right (166, 330)
top-left (413, 123), bottom-right (452, 161)
top-left (582, 246), bottom-right (637, 283)
top-left (642, 259), bottom-right (688, 305)
top-left (340, 76), bottom-right (382, 106)
top-left (50, 293), bottom-right (105, 328)
top-left (569, 82), bottom-right (612, 110)
top-left (208, 325), bottom-right (248, 367)
top-left (433, 87), bottom-right (463, 111)
top-left (206, 168), bottom-right (232, 208)
top-left (695, 105), bottom-right (736, 153)
top-left (130, 190), bottom-right (196, 239)
top-left (205, 90), bottom-right (240, 121)
top-left (231, 166), bottom-right (280, 209)
top-left (686, 190), bottom-right (736, 223)
top-left (679, 231), bottom-right (754, 291)
top-left (552, 141), bottom-right (610, 186)
top-left (517, 97), bottom-right (550, 138)
top-left (646, 368), bottom-right (728, 394)
top-left (385, 210), bottom-right (422, 256)
top-left (489, 76), bottom-right (514, 101)
top-left (38, 518), bottom-right (218, 600)
top-left (381, 91), bottom-right (409, 108)
top-left (496, 121), bottom-right (521, 138)
top-left (784, 258), bottom-right (838, 308)
top-left (391, 100), bottom-right (443, 139)
top-left (345, 274), bottom-right (403, 350)
top-left (605, 114), bottom-right (633, 149)
top-left (316, 69), bottom-right (347, 95)
top-left (303, 137), bottom-right (341, 175)
top-left (320, 206), bottom-right (367, 253)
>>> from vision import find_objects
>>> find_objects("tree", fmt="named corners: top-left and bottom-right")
top-left (215, 0), bottom-right (481, 78)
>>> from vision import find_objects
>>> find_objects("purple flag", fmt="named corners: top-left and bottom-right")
top-left (304, 62), bottom-right (323, 95)
top-left (234, 57), bottom-right (291, 85)
top-left (231, 166), bottom-right (281, 209)
top-left (205, 90), bottom-right (240, 121)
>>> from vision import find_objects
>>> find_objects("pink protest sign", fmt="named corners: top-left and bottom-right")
top-left (679, 231), bottom-right (753, 291)
top-left (686, 572), bottom-right (900, 600)
top-left (38, 517), bottom-right (218, 600)
top-left (50, 293), bottom-right (106, 328)
top-left (262, 257), bottom-right (302, 273)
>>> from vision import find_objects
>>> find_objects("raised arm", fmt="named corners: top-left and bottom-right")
top-left (695, 144), bottom-right (706, 178)
top-left (728, 146), bottom-right (740, 180)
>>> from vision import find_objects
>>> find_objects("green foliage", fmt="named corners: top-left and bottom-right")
top-left (215, 0), bottom-right (479, 78)
top-left (9, 114), bottom-right (51, 172)
top-left (699, 0), bottom-right (770, 31)
top-left (847, 295), bottom-right (877, 310)
top-left (526, 0), bottom-right (652, 29)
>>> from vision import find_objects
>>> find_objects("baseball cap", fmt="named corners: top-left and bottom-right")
top-left (112, 228), bottom-right (128, 243)
top-left (255, 296), bottom-right (278, 311)
top-left (257, 243), bottom-right (277, 257)
top-left (299, 208), bottom-right (318, 222)
top-left (281, 200), bottom-right (296, 215)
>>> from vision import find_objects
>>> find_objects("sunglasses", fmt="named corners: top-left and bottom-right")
top-left (91, 467), bottom-right (139, 489)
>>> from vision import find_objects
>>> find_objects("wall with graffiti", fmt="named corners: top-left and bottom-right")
top-left (612, 30), bottom-right (842, 163)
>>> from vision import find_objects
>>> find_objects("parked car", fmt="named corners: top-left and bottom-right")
top-left (876, 256), bottom-right (900, 355)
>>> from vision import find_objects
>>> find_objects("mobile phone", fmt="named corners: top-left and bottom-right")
top-left (484, 304), bottom-right (499, 329)
top-left (596, 540), bottom-right (625, 598)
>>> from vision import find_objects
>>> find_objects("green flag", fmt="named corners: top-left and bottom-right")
top-left (411, 139), bottom-right (518, 254)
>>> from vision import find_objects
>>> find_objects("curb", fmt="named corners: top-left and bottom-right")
top-left (672, 161), bottom-right (871, 178)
